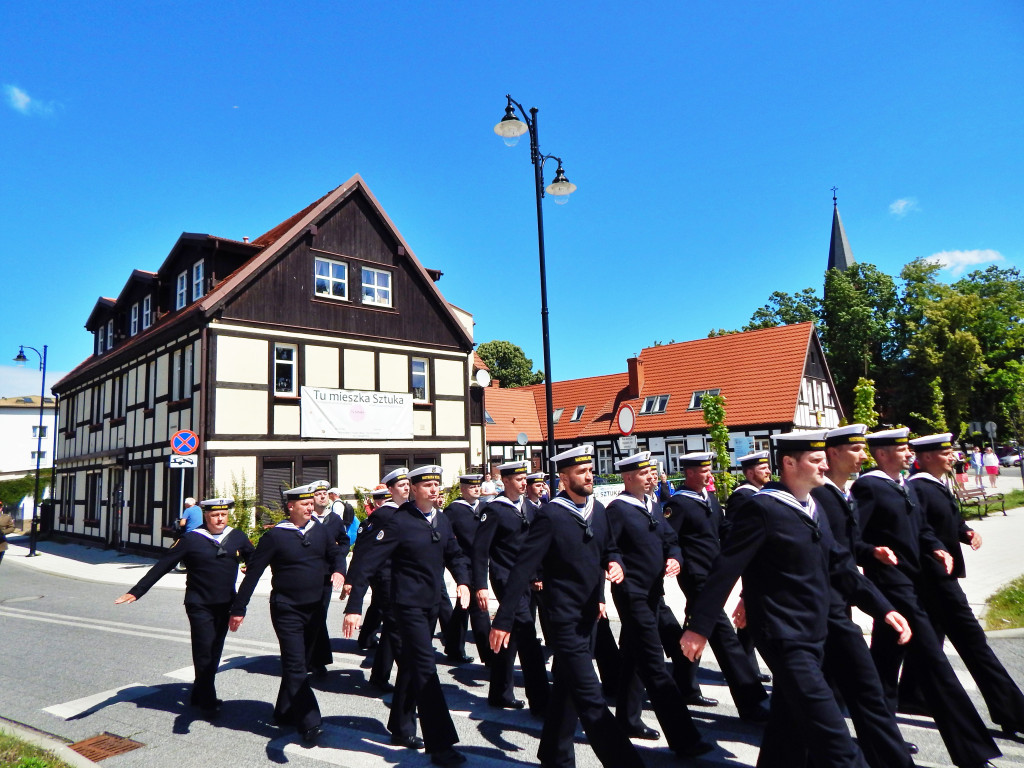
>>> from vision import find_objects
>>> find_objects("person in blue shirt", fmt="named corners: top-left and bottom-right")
top-left (178, 497), bottom-right (202, 534)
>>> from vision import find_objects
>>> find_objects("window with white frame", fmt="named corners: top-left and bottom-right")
top-left (597, 446), bottom-right (612, 474)
top-left (142, 295), bottom-right (152, 329)
top-left (484, 410), bottom-right (495, 424)
top-left (130, 303), bottom-right (139, 336)
top-left (411, 357), bottom-right (429, 401)
top-left (32, 450), bottom-right (46, 460)
top-left (274, 343), bottom-right (298, 396)
top-left (361, 267), bottom-right (392, 307)
top-left (667, 443), bottom-right (686, 473)
top-left (32, 425), bottom-right (47, 438)
top-left (314, 257), bottom-right (348, 300)
top-left (176, 272), bottom-right (188, 309)
top-left (570, 405), bottom-right (585, 422)
top-left (753, 437), bottom-right (771, 452)
top-left (640, 394), bottom-right (669, 414)
top-left (688, 388), bottom-right (720, 410)
top-left (95, 331), bottom-right (103, 355)
top-left (552, 408), bottom-right (564, 424)
top-left (192, 260), bottom-right (205, 300)
top-left (105, 319), bottom-right (114, 351)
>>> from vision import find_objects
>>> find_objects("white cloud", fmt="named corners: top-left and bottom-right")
top-left (924, 249), bottom-right (1004, 276)
top-left (889, 197), bottom-right (919, 217)
top-left (3, 84), bottom-right (55, 115)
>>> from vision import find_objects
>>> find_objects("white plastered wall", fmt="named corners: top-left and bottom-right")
top-left (378, 353), bottom-right (408, 392)
top-left (344, 349), bottom-right (375, 390)
top-left (305, 346), bottom-right (340, 388)
top-left (434, 400), bottom-right (465, 437)
top-left (336, 453), bottom-right (380, 496)
top-left (215, 389), bottom-right (268, 434)
top-left (434, 359), bottom-right (464, 397)
top-left (216, 336), bottom-right (268, 384)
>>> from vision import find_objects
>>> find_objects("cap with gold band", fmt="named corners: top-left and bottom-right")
top-left (459, 474), bottom-right (483, 485)
top-left (551, 445), bottom-right (594, 471)
top-left (865, 427), bottom-right (910, 446)
top-left (909, 432), bottom-right (953, 452)
top-left (310, 480), bottom-right (331, 492)
top-left (370, 483), bottom-right (390, 499)
top-left (497, 460), bottom-right (530, 477)
top-left (678, 451), bottom-right (715, 468)
top-left (199, 497), bottom-right (235, 511)
top-left (282, 483), bottom-right (315, 502)
top-left (825, 424), bottom-right (868, 447)
top-left (381, 467), bottom-right (409, 487)
top-left (526, 472), bottom-right (547, 484)
top-left (615, 451), bottom-right (654, 472)
top-left (408, 465), bottom-right (443, 484)
top-left (736, 451), bottom-right (770, 469)
top-left (771, 430), bottom-right (828, 452)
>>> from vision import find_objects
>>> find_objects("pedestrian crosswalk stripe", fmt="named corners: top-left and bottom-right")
top-left (43, 683), bottom-right (161, 720)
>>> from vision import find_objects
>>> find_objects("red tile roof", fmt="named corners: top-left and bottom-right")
top-left (484, 386), bottom-right (544, 443)
top-left (488, 323), bottom-right (820, 443)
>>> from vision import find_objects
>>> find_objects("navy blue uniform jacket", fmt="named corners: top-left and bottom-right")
top-left (606, 494), bottom-right (680, 597)
top-left (663, 489), bottom-right (725, 580)
top-left (907, 473), bottom-right (973, 580)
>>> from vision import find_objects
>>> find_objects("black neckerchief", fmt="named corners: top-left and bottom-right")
top-left (616, 492), bottom-right (659, 530)
top-left (550, 491), bottom-right (594, 540)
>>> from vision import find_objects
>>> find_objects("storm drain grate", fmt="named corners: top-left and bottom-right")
top-left (69, 733), bottom-right (144, 761)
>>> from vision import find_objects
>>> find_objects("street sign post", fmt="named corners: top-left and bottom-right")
top-left (169, 455), bottom-right (198, 468)
top-left (615, 404), bottom-right (636, 436)
top-left (170, 430), bottom-right (199, 521)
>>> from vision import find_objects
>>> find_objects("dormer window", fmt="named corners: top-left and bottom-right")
top-left (95, 331), bottom-right (104, 356)
top-left (192, 260), bottom-right (205, 300)
top-left (105, 319), bottom-right (114, 351)
top-left (176, 272), bottom-right (188, 310)
top-left (688, 388), bottom-right (721, 410)
top-left (130, 303), bottom-right (139, 336)
top-left (552, 408), bottom-right (564, 424)
top-left (640, 394), bottom-right (670, 414)
top-left (142, 295), bottom-right (152, 329)
top-left (570, 405), bottom-right (585, 422)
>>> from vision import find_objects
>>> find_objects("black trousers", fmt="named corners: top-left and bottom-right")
top-left (612, 589), bottom-right (702, 752)
top-left (903, 573), bottom-right (1024, 729)
top-left (822, 615), bottom-right (912, 768)
top-left (656, 597), bottom-right (702, 696)
top-left (269, 600), bottom-right (322, 731)
top-left (538, 617), bottom-right (644, 768)
top-left (757, 639), bottom-right (867, 768)
top-left (443, 593), bottom-right (492, 662)
top-left (184, 601), bottom-right (231, 709)
top-left (370, 602), bottom-right (400, 687)
top-left (592, 615), bottom-right (620, 695)
top-left (308, 583), bottom-right (334, 668)
top-left (358, 591), bottom-right (384, 647)
top-left (388, 603), bottom-right (460, 753)
top-left (489, 582), bottom-right (550, 711)
top-left (870, 580), bottom-right (999, 767)
top-left (676, 573), bottom-right (768, 709)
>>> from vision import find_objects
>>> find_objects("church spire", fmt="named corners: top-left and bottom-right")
top-left (827, 188), bottom-right (855, 272)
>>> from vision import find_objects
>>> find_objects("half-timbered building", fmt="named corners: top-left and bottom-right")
top-left (484, 323), bottom-right (842, 475)
top-left (52, 175), bottom-right (485, 550)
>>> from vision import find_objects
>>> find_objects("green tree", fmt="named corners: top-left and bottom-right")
top-left (702, 393), bottom-right (736, 502)
top-left (851, 377), bottom-right (880, 429)
top-left (743, 288), bottom-right (820, 331)
top-left (476, 340), bottom-right (545, 388)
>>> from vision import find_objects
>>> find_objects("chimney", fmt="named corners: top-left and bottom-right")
top-left (490, 379), bottom-right (501, 388)
top-left (627, 356), bottom-right (644, 399)
top-left (243, 236), bottom-right (249, 243)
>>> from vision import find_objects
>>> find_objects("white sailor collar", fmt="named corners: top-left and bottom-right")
top-left (190, 526), bottom-right (234, 544)
top-left (614, 492), bottom-right (651, 512)
top-left (757, 488), bottom-right (817, 519)
top-left (861, 469), bottom-right (906, 487)
top-left (276, 520), bottom-right (317, 534)
top-left (550, 491), bottom-right (594, 521)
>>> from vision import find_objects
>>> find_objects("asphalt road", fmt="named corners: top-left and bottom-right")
top-left (2, 565), bottom-right (1024, 767)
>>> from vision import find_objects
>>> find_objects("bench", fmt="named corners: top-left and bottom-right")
top-left (954, 486), bottom-right (1006, 519)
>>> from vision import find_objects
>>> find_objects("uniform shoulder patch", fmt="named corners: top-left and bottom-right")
top-left (663, 507), bottom-right (673, 519)
top-left (375, 530), bottom-right (385, 541)
top-left (479, 513), bottom-right (487, 522)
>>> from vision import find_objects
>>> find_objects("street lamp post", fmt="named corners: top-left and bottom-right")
top-left (493, 95), bottom-right (577, 469)
top-left (13, 344), bottom-right (48, 557)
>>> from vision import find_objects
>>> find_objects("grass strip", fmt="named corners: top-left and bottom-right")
top-left (0, 732), bottom-right (78, 768)
top-left (985, 574), bottom-right (1024, 631)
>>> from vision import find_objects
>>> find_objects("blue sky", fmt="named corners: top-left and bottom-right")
top-left (2, 1), bottom-right (1021, 396)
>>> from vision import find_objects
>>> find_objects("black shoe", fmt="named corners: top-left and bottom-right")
top-left (684, 694), bottom-right (718, 707)
top-left (390, 734), bottom-right (425, 749)
top-left (445, 653), bottom-right (474, 665)
top-left (272, 712), bottom-right (295, 727)
top-left (897, 700), bottom-right (931, 716)
top-left (311, 664), bottom-right (328, 678)
top-left (430, 747), bottom-right (467, 766)
top-left (489, 698), bottom-right (526, 709)
top-left (357, 637), bottom-right (379, 651)
top-left (906, 742), bottom-right (918, 754)
top-left (757, 672), bottom-right (772, 683)
top-left (301, 725), bottom-right (323, 744)
top-left (198, 698), bottom-right (223, 716)
top-left (738, 703), bottom-right (771, 723)
top-left (674, 739), bottom-right (714, 758)
top-left (370, 678), bottom-right (394, 693)
top-left (625, 724), bottom-right (660, 740)
top-left (1000, 723), bottom-right (1024, 738)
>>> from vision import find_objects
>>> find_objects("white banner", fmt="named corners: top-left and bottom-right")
top-left (300, 387), bottom-right (413, 439)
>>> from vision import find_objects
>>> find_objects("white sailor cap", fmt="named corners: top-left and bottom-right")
top-left (381, 467), bottom-right (409, 486)
top-left (736, 451), bottom-right (770, 468)
top-left (909, 433), bottom-right (953, 452)
top-left (282, 483), bottom-right (315, 502)
top-left (459, 474), bottom-right (483, 486)
top-left (497, 460), bottom-right (530, 476)
top-left (408, 465), bottom-right (443, 484)
top-left (865, 427), bottom-right (910, 446)
top-left (771, 430), bottom-right (828, 451)
top-left (551, 445), bottom-right (594, 471)
top-left (526, 472), bottom-right (547, 484)
top-left (615, 451), bottom-right (654, 472)
top-left (310, 480), bottom-right (331, 492)
top-left (327, 487), bottom-right (341, 495)
top-left (370, 484), bottom-right (390, 499)
top-left (678, 452), bottom-right (716, 468)
top-left (199, 497), bottom-right (235, 511)
top-left (825, 424), bottom-right (868, 447)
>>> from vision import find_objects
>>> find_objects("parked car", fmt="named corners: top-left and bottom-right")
top-left (1000, 452), bottom-right (1022, 467)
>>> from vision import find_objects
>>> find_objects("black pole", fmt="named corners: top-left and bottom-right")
top-left (29, 344), bottom-right (47, 557)
top-left (526, 107), bottom-right (557, 472)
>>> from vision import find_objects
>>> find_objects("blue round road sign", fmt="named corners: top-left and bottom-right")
top-left (171, 430), bottom-right (199, 455)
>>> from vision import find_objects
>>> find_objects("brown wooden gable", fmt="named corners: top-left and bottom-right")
top-left (216, 178), bottom-right (473, 352)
